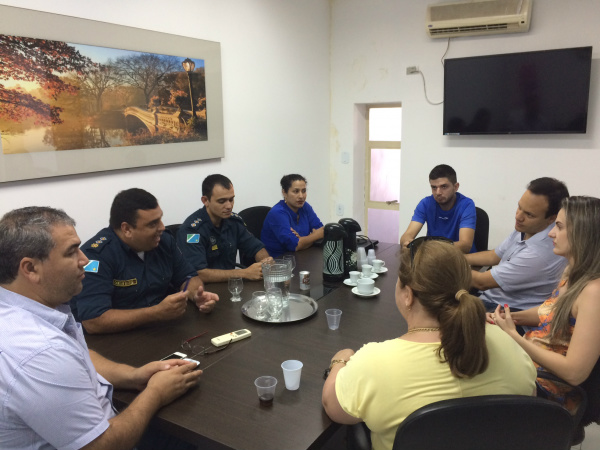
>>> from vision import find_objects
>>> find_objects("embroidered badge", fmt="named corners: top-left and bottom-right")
top-left (211, 244), bottom-right (218, 251)
top-left (91, 243), bottom-right (99, 248)
top-left (113, 278), bottom-right (138, 287)
top-left (191, 223), bottom-right (197, 228)
top-left (84, 260), bottom-right (100, 273)
top-left (187, 234), bottom-right (200, 243)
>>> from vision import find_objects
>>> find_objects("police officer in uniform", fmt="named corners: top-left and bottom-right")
top-left (71, 188), bottom-right (218, 334)
top-left (177, 174), bottom-right (271, 283)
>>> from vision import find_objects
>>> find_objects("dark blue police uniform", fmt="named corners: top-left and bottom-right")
top-left (176, 207), bottom-right (265, 270)
top-left (71, 227), bottom-right (196, 322)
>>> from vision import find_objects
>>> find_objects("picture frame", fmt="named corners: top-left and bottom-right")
top-left (0, 5), bottom-right (224, 183)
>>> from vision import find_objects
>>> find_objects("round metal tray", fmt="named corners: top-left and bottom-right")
top-left (241, 293), bottom-right (318, 323)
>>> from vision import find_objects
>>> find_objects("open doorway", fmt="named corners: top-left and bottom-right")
top-left (364, 105), bottom-right (402, 243)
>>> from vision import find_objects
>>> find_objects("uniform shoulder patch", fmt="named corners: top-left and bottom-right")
top-left (84, 260), bottom-right (100, 273)
top-left (186, 234), bottom-right (200, 243)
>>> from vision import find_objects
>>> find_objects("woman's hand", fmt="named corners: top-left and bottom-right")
top-left (492, 304), bottom-right (518, 336)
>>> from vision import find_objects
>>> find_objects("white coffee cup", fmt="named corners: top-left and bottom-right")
top-left (361, 264), bottom-right (373, 278)
top-left (349, 271), bottom-right (361, 284)
top-left (357, 278), bottom-right (375, 295)
top-left (372, 259), bottom-right (385, 272)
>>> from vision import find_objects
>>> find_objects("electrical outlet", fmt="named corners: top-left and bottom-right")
top-left (336, 203), bottom-right (344, 216)
top-left (406, 66), bottom-right (419, 75)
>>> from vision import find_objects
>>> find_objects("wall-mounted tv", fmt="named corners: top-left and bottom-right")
top-left (443, 46), bottom-right (592, 135)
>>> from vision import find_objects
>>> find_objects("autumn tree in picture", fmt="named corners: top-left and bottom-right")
top-left (0, 34), bottom-right (94, 125)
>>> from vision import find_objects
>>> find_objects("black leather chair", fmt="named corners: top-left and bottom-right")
top-left (474, 206), bottom-right (489, 252)
top-left (164, 223), bottom-right (181, 237)
top-left (348, 395), bottom-right (574, 450)
top-left (237, 206), bottom-right (271, 267)
top-left (238, 206), bottom-right (271, 239)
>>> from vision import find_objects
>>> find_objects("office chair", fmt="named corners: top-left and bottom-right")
top-left (164, 223), bottom-right (181, 237)
top-left (347, 395), bottom-right (574, 450)
top-left (391, 395), bottom-right (574, 450)
top-left (237, 206), bottom-right (271, 267)
top-left (474, 206), bottom-right (489, 252)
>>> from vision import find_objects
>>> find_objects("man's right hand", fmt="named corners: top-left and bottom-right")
top-left (156, 291), bottom-right (188, 320)
top-left (243, 261), bottom-right (264, 280)
top-left (145, 362), bottom-right (202, 407)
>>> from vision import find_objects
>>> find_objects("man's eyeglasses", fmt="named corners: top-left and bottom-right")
top-left (407, 236), bottom-right (453, 267)
top-left (181, 331), bottom-right (232, 358)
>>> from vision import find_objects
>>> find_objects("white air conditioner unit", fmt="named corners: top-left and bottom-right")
top-left (426, 0), bottom-right (532, 38)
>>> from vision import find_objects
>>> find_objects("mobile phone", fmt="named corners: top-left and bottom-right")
top-left (160, 351), bottom-right (200, 368)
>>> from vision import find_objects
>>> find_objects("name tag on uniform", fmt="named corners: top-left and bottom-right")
top-left (211, 245), bottom-right (218, 251)
top-left (187, 234), bottom-right (200, 243)
top-left (113, 279), bottom-right (138, 287)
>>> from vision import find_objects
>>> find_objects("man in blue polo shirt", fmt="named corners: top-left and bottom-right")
top-left (400, 164), bottom-right (476, 254)
top-left (177, 174), bottom-right (271, 283)
top-left (71, 188), bottom-right (218, 334)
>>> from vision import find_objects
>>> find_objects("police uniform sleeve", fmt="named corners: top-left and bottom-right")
top-left (165, 232), bottom-right (197, 288)
top-left (232, 214), bottom-right (265, 261)
top-left (71, 239), bottom-right (118, 322)
top-left (177, 220), bottom-right (210, 271)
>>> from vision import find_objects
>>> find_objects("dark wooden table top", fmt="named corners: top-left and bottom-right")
top-left (85, 243), bottom-right (406, 450)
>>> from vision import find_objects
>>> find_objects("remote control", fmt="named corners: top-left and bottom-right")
top-left (211, 329), bottom-right (252, 347)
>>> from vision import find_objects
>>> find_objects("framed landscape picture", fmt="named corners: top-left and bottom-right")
top-left (0, 5), bottom-right (224, 182)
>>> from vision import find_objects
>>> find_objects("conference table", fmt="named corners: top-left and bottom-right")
top-left (85, 243), bottom-right (407, 450)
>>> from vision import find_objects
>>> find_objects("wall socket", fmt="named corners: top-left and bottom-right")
top-left (406, 66), bottom-right (419, 75)
top-left (336, 203), bottom-right (344, 216)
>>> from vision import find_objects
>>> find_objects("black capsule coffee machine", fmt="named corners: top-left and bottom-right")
top-left (338, 218), bottom-right (361, 277)
top-left (322, 223), bottom-right (347, 283)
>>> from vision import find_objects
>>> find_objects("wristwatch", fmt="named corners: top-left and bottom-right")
top-left (323, 359), bottom-right (347, 380)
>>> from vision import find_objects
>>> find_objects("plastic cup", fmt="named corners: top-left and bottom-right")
top-left (255, 376), bottom-right (277, 406)
top-left (281, 360), bottom-right (303, 390)
top-left (361, 264), bottom-right (373, 277)
top-left (325, 308), bottom-right (342, 330)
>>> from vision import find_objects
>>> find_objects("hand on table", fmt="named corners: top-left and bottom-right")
top-left (156, 291), bottom-right (188, 320)
top-left (145, 362), bottom-right (202, 407)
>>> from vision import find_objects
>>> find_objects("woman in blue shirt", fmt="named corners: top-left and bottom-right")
top-left (261, 174), bottom-right (324, 257)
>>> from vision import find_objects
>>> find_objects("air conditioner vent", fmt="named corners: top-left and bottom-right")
top-left (427, 0), bottom-right (532, 38)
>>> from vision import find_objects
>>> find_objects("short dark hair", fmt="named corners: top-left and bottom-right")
top-left (527, 177), bottom-right (569, 218)
top-left (202, 174), bottom-right (232, 199)
top-left (109, 188), bottom-right (158, 230)
top-left (280, 174), bottom-right (307, 192)
top-left (0, 207), bottom-right (76, 284)
top-left (429, 164), bottom-right (457, 184)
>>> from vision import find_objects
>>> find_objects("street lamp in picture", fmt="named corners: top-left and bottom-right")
top-left (181, 58), bottom-right (197, 118)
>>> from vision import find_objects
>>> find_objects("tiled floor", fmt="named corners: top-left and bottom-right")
top-left (573, 423), bottom-right (600, 449)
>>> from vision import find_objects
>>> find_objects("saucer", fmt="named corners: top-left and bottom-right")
top-left (344, 279), bottom-right (358, 287)
top-left (372, 267), bottom-right (388, 274)
top-left (351, 287), bottom-right (381, 298)
top-left (360, 272), bottom-right (379, 279)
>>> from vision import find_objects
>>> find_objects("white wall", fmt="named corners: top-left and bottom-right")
top-left (0, 0), bottom-right (331, 242)
top-left (331, 0), bottom-right (600, 247)
top-left (3, 1), bottom-right (600, 248)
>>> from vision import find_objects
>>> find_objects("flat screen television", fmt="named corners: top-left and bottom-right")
top-left (443, 46), bottom-right (592, 135)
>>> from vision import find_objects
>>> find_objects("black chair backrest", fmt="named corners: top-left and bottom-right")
top-left (580, 357), bottom-right (600, 426)
top-left (392, 395), bottom-right (574, 450)
top-left (238, 206), bottom-right (271, 238)
top-left (474, 207), bottom-right (489, 252)
top-left (164, 223), bottom-right (181, 237)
